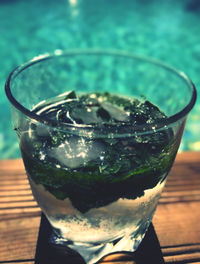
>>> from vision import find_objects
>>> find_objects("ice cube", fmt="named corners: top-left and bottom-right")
top-left (71, 107), bottom-right (101, 124)
top-left (101, 102), bottom-right (129, 122)
top-left (36, 124), bottom-right (49, 137)
top-left (48, 136), bottom-right (105, 169)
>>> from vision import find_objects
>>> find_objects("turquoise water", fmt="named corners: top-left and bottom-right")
top-left (0, 0), bottom-right (199, 159)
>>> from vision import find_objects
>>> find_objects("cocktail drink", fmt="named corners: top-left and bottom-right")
top-left (5, 50), bottom-right (196, 264)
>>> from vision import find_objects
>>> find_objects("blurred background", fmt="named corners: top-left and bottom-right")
top-left (0, 0), bottom-right (200, 159)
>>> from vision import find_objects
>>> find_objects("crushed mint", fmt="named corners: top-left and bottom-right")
top-left (20, 91), bottom-right (177, 213)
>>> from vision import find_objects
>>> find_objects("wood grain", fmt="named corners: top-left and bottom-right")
top-left (0, 152), bottom-right (200, 263)
top-left (0, 262), bottom-right (34, 264)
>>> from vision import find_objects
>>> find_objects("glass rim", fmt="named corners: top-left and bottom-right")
top-left (5, 49), bottom-right (197, 135)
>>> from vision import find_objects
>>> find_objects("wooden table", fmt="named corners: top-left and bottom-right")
top-left (0, 152), bottom-right (200, 264)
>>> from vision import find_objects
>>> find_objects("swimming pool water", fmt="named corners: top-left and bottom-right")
top-left (0, 0), bottom-right (200, 159)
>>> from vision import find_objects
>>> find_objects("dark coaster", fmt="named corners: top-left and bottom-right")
top-left (35, 213), bottom-right (164, 264)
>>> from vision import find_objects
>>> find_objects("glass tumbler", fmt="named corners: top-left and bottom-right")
top-left (5, 50), bottom-right (196, 264)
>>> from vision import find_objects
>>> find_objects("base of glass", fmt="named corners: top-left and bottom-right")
top-left (49, 227), bottom-right (148, 264)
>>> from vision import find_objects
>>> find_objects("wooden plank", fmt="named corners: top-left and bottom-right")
top-left (175, 151), bottom-right (200, 163)
top-left (162, 244), bottom-right (200, 256)
top-left (0, 260), bottom-right (35, 264)
top-left (0, 186), bottom-right (30, 191)
top-left (0, 195), bottom-right (35, 202)
top-left (0, 211), bottom-right (41, 222)
top-left (0, 159), bottom-right (24, 170)
top-left (164, 252), bottom-right (200, 263)
top-left (0, 201), bottom-right (38, 209)
top-left (0, 207), bottom-right (40, 219)
top-left (0, 190), bottom-right (33, 197)
top-left (0, 179), bottom-right (29, 185)
top-left (0, 216), bottom-right (40, 262)
top-left (153, 202), bottom-right (200, 247)
top-left (159, 196), bottom-right (200, 204)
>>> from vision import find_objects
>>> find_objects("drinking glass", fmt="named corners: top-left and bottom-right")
top-left (5, 50), bottom-right (196, 264)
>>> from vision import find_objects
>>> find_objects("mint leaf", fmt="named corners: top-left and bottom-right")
top-left (97, 107), bottom-right (111, 121)
top-left (22, 92), bottom-right (176, 213)
top-left (65, 91), bottom-right (77, 99)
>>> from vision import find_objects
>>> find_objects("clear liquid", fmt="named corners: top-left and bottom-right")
top-left (20, 92), bottom-right (175, 263)
top-left (29, 176), bottom-right (165, 244)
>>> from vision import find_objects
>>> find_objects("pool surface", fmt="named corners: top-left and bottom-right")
top-left (0, 0), bottom-right (200, 159)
